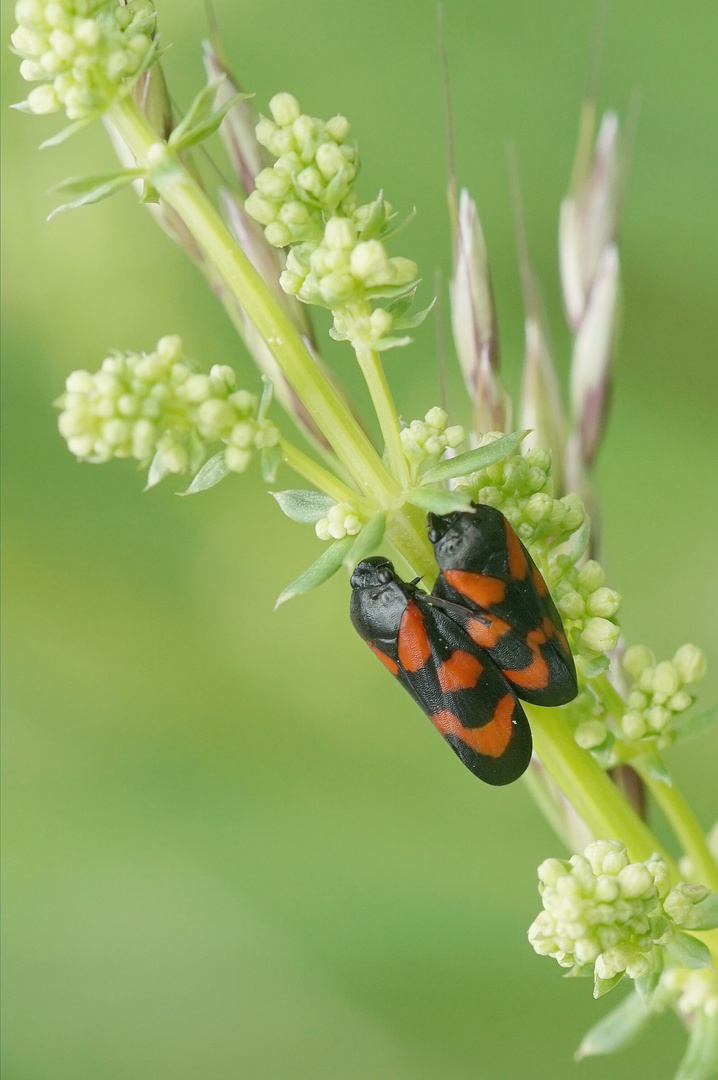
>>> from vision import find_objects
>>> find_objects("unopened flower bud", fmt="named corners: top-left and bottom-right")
top-left (574, 719), bottom-right (607, 749)
top-left (580, 617), bottom-right (620, 655)
top-left (269, 92), bottom-right (301, 127)
top-left (672, 644), bottom-right (707, 685)
top-left (586, 588), bottom-right (621, 618)
top-left (623, 645), bottom-right (654, 680)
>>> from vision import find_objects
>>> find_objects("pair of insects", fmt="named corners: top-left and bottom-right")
top-left (350, 504), bottom-right (578, 785)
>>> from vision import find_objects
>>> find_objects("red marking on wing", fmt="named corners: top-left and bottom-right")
top-left (432, 694), bottom-right (515, 758)
top-left (504, 626), bottom-right (549, 690)
top-left (437, 650), bottom-right (483, 693)
top-left (444, 570), bottom-right (506, 608)
top-left (466, 613), bottom-right (512, 650)
top-left (532, 564), bottom-right (548, 596)
top-left (398, 601), bottom-right (432, 672)
top-left (505, 518), bottom-right (528, 581)
top-left (368, 643), bottom-right (399, 675)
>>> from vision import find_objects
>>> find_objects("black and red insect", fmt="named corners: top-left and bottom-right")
top-left (428, 504), bottom-right (578, 708)
top-left (350, 556), bottom-right (533, 785)
top-left (349, 504), bottom-right (578, 785)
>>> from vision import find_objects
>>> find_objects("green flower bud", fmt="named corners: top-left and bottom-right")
top-left (577, 560), bottom-right (606, 593)
top-left (623, 645), bottom-right (654, 680)
top-left (668, 691), bottom-right (692, 713)
top-left (652, 660), bottom-right (681, 697)
top-left (558, 590), bottom-right (585, 620)
top-left (580, 617), bottom-right (620, 655)
top-left (646, 705), bottom-right (672, 732)
top-left (425, 406), bottom-right (447, 430)
top-left (324, 216), bottom-right (357, 250)
top-left (315, 501), bottom-right (363, 540)
top-left (525, 492), bottom-right (554, 523)
top-left (672, 644), bottom-right (707, 684)
top-left (574, 719), bottom-right (607, 749)
top-left (586, 587), bottom-right (621, 618)
top-left (621, 711), bottom-right (647, 740)
top-left (664, 883), bottom-right (710, 928)
top-left (225, 446), bottom-right (252, 473)
top-left (269, 92), bottom-right (301, 127)
top-left (325, 114), bottom-right (350, 141)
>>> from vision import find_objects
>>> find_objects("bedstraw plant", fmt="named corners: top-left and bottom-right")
top-left (10, 2), bottom-right (718, 1075)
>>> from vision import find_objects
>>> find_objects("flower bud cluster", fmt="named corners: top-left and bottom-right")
top-left (659, 966), bottom-right (718, 1020)
top-left (619, 644), bottom-right (707, 746)
top-left (245, 94), bottom-right (420, 348)
top-left (400, 407), bottom-right (465, 467)
top-left (13, 0), bottom-right (156, 120)
top-left (528, 840), bottom-right (674, 981)
top-left (315, 502), bottom-right (362, 541)
top-left (245, 93), bottom-right (357, 248)
top-left (56, 335), bottom-right (278, 480)
top-left (549, 557), bottom-right (622, 661)
top-left (280, 220), bottom-right (418, 311)
top-left (453, 436), bottom-right (584, 547)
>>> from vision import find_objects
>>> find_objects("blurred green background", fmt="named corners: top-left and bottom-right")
top-left (2, 2), bottom-right (717, 1077)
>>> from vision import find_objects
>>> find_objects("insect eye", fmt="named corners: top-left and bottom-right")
top-left (377, 568), bottom-right (392, 584)
top-left (427, 528), bottom-right (439, 544)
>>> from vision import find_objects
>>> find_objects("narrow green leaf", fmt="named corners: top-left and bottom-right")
top-left (382, 205), bottom-right (417, 240)
top-left (178, 452), bottom-right (229, 495)
top-left (392, 297), bottom-right (436, 331)
top-left (39, 114), bottom-right (96, 149)
top-left (261, 444), bottom-right (283, 484)
top-left (691, 894), bottom-right (718, 931)
top-left (364, 279), bottom-right (422, 301)
top-left (406, 486), bottom-right (474, 515)
top-left (275, 537), bottom-right (353, 608)
top-left (144, 449), bottom-right (170, 491)
top-left (674, 1011), bottom-right (718, 1080)
top-left (385, 289), bottom-right (417, 320)
top-left (48, 170), bottom-right (141, 219)
top-left (593, 971), bottom-right (625, 998)
top-left (372, 335), bottom-right (413, 352)
top-left (419, 430), bottom-right (529, 486)
top-left (673, 703), bottom-right (718, 744)
top-left (168, 78), bottom-right (222, 147)
top-left (344, 513), bottom-right (386, 570)
top-left (271, 489), bottom-right (336, 524)
top-left (668, 931), bottom-right (714, 971)
top-left (170, 93), bottom-right (246, 153)
top-left (575, 992), bottom-right (651, 1059)
top-left (357, 191), bottom-right (389, 240)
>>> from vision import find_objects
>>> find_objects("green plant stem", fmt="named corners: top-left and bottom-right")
top-left (347, 302), bottom-right (410, 489)
top-left (385, 502), bottom-right (438, 582)
top-left (280, 438), bottom-right (371, 510)
top-left (594, 674), bottom-right (718, 892)
top-left (108, 96), bottom-right (397, 504)
top-left (635, 764), bottom-right (718, 892)
top-left (527, 705), bottom-right (677, 871)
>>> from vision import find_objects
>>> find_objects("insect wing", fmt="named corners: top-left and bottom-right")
top-left (431, 506), bottom-right (578, 707)
top-left (395, 595), bottom-right (533, 786)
